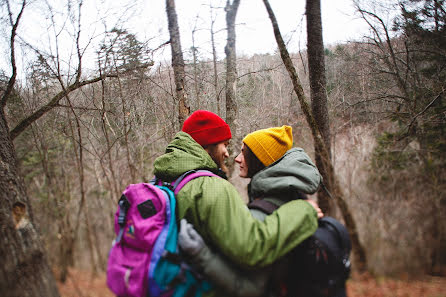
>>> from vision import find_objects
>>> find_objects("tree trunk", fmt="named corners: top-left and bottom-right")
top-left (306, 0), bottom-right (333, 215)
top-left (0, 1), bottom-right (60, 293)
top-left (99, 74), bottom-right (120, 200)
top-left (0, 109), bottom-right (60, 296)
top-left (114, 69), bottom-right (136, 182)
top-left (224, 0), bottom-right (240, 175)
top-left (210, 4), bottom-right (221, 115)
top-left (192, 27), bottom-right (201, 109)
top-left (166, 0), bottom-right (190, 127)
top-left (262, 0), bottom-right (368, 273)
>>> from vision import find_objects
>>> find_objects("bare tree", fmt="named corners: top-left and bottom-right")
top-left (262, 0), bottom-right (368, 272)
top-left (210, 2), bottom-right (223, 115)
top-left (306, 0), bottom-right (333, 214)
top-left (191, 18), bottom-right (201, 109)
top-left (0, 1), bottom-right (60, 295)
top-left (352, 0), bottom-right (446, 274)
top-left (166, 0), bottom-right (190, 126)
top-left (224, 0), bottom-right (240, 173)
top-left (8, 1), bottom-right (121, 141)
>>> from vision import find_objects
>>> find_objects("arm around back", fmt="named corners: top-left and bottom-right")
top-left (176, 176), bottom-right (318, 268)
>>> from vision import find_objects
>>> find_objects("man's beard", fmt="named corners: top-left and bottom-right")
top-left (218, 163), bottom-right (228, 175)
top-left (208, 147), bottom-right (228, 175)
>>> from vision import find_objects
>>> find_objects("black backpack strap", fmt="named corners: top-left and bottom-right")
top-left (320, 217), bottom-right (352, 254)
top-left (116, 195), bottom-right (130, 244)
top-left (319, 217), bottom-right (352, 275)
top-left (171, 170), bottom-right (198, 190)
top-left (248, 199), bottom-right (279, 215)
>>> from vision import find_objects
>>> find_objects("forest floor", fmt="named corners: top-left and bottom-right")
top-left (58, 269), bottom-right (446, 297)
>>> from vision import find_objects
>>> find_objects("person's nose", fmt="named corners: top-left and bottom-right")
top-left (235, 153), bottom-right (241, 163)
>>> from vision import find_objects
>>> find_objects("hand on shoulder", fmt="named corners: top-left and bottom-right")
top-left (306, 199), bottom-right (324, 219)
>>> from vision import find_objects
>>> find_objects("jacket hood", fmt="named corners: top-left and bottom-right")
top-left (249, 148), bottom-right (322, 201)
top-left (153, 132), bottom-right (218, 181)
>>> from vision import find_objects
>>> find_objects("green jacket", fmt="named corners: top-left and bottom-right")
top-left (187, 147), bottom-right (323, 297)
top-left (153, 132), bottom-right (318, 295)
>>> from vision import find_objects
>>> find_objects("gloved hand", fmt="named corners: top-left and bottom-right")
top-left (178, 219), bottom-right (205, 256)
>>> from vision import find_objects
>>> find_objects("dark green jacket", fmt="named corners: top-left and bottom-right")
top-left (153, 133), bottom-right (318, 296)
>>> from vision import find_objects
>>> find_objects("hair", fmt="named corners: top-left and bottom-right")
top-left (204, 142), bottom-right (228, 174)
top-left (243, 143), bottom-right (266, 178)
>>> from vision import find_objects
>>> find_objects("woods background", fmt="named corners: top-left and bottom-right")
top-left (1, 0), bottom-right (445, 296)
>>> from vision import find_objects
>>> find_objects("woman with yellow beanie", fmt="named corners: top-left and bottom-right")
top-left (237, 125), bottom-right (322, 210)
top-left (179, 125), bottom-right (324, 297)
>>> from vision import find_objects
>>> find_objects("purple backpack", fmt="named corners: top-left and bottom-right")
top-left (106, 170), bottom-right (218, 297)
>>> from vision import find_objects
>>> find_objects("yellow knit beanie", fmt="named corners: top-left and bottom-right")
top-left (243, 125), bottom-right (293, 166)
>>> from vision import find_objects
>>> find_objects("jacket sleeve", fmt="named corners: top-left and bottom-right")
top-left (177, 177), bottom-right (318, 268)
top-left (189, 244), bottom-right (269, 297)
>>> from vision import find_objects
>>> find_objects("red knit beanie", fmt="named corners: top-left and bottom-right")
top-left (182, 110), bottom-right (232, 146)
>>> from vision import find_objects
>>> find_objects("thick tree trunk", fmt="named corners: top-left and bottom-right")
top-left (262, 0), bottom-right (368, 273)
top-left (0, 109), bottom-right (60, 296)
top-left (306, 0), bottom-right (333, 215)
top-left (166, 0), bottom-right (190, 127)
top-left (224, 0), bottom-right (240, 175)
top-left (0, 1), bottom-right (60, 293)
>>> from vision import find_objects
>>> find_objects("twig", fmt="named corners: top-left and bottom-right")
top-left (237, 65), bottom-right (282, 79)
top-left (407, 90), bottom-right (444, 132)
top-left (10, 74), bottom-right (117, 140)
top-left (1, 0), bottom-right (26, 109)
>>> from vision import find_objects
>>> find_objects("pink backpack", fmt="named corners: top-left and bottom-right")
top-left (106, 170), bottom-right (218, 297)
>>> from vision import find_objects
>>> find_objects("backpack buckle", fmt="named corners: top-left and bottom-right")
top-left (116, 195), bottom-right (130, 244)
top-left (118, 195), bottom-right (130, 226)
top-left (162, 182), bottom-right (174, 190)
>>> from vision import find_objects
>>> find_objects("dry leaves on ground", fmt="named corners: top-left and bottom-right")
top-left (58, 269), bottom-right (446, 297)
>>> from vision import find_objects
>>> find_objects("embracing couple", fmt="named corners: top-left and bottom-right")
top-left (153, 110), bottom-right (328, 297)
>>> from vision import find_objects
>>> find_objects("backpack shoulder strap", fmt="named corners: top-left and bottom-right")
top-left (320, 217), bottom-right (352, 254)
top-left (115, 194), bottom-right (130, 244)
top-left (247, 199), bottom-right (279, 215)
top-left (172, 170), bottom-right (219, 195)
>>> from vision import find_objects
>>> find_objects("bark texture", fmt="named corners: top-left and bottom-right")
top-left (0, 108), bottom-right (60, 296)
top-left (166, 0), bottom-right (190, 127)
top-left (224, 0), bottom-right (240, 174)
top-left (306, 0), bottom-right (333, 214)
top-left (0, 1), bottom-right (60, 294)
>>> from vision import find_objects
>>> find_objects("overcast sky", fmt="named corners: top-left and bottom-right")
top-left (89, 0), bottom-right (372, 64)
top-left (1, 0), bottom-right (377, 75)
top-left (131, 0), bottom-right (371, 61)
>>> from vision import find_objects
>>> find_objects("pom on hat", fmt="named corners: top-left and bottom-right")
top-left (243, 125), bottom-right (293, 166)
top-left (182, 110), bottom-right (232, 147)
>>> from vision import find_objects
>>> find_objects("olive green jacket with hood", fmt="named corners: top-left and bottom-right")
top-left (153, 132), bottom-right (319, 296)
top-left (185, 147), bottom-right (323, 297)
top-left (248, 147), bottom-right (321, 221)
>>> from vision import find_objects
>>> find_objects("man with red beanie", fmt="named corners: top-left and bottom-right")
top-left (181, 110), bottom-right (232, 175)
top-left (153, 110), bottom-right (318, 297)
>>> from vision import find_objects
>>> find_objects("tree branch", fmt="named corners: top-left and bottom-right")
top-left (356, 3), bottom-right (410, 100)
top-left (1, 0), bottom-right (26, 109)
top-left (237, 65), bottom-right (282, 79)
top-left (406, 89), bottom-right (444, 133)
top-left (10, 74), bottom-right (117, 140)
top-left (75, 0), bottom-right (84, 83)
